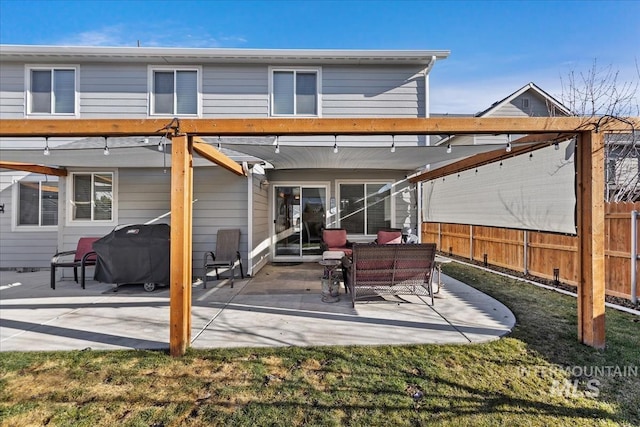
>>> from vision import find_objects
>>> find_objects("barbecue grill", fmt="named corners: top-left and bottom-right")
top-left (93, 224), bottom-right (170, 291)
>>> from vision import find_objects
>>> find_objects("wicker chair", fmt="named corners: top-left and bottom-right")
top-left (346, 243), bottom-right (437, 307)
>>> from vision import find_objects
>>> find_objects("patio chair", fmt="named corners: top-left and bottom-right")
top-left (50, 237), bottom-right (100, 290)
top-left (320, 228), bottom-right (353, 257)
top-left (203, 228), bottom-right (244, 289)
top-left (375, 228), bottom-right (403, 245)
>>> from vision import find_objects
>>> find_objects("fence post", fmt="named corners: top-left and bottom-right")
top-left (523, 230), bottom-right (529, 275)
top-left (632, 210), bottom-right (638, 304)
top-left (470, 225), bottom-right (474, 260)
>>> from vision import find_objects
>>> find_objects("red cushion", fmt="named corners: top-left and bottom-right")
top-left (377, 230), bottom-right (402, 245)
top-left (323, 229), bottom-right (347, 247)
top-left (74, 237), bottom-right (99, 262)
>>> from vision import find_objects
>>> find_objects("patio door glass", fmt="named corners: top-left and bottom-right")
top-left (274, 186), bottom-right (326, 258)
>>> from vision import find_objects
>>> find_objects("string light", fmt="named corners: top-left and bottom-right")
top-left (43, 137), bottom-right (50, 156)
top-left (158, 139), bottom-right (164, 152)
top-left (103, 137), bottom-right (110, 156)
top-left (554, 141), bottom-right (560, 150)
top-left (274, 135), bottom-right (280, 154)
top-left (390, 135), bottom-right (396, 153)
top-left (333, 135), bottom-right (338, 154)
top-left (506, 134), bottom-right (512, 152)
top-left (446, 143), bottom-right (452, 154)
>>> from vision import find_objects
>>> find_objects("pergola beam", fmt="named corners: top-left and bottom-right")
top-left (0, 161), bottom-right (67, 176)
top-left (2, 117), bottom-right (636, 138)
top-left (409, 141), bottom-right (551, 183)
top-left (192, 137), bottom-right (246, 176)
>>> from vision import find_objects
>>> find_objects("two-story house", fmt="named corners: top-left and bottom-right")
top-left (0, 45), bottom-right (450, 278)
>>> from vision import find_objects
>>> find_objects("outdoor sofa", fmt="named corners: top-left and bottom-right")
top-left (342, 243), bottom-right (437, 307)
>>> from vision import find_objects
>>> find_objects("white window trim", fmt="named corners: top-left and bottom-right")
top-left (268, 66), bottom-right (322, 117)
top-left (336, 179), bottom-right (395, 237)
top-left (66, 170), bottom-right (118, 227)
top-left (25, 64), bottom-right (80, 117)
top-left (11, 176), bottom-right (59, 232)
top-left (147, 65), bottom-right (202, 117)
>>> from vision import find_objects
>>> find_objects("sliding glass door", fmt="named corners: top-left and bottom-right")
top-left (274, 185), bottom-right (327, 259)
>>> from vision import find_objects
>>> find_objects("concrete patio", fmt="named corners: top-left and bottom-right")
top-left (0, 263), bottom-right (515, 352)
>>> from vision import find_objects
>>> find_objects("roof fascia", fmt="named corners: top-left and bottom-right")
top-left (0, 45), bottom-right (450, 64)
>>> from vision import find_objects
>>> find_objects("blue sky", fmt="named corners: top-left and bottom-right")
top-left (1, 0), bottom-right (638, 114)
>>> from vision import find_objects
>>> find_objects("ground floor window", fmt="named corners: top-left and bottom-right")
top-left (70, 172), bottom-right (114, 222)
top-left (338, 182), bottom-right (392, 235)
top-left (17, 179), bottom-right (58, 227)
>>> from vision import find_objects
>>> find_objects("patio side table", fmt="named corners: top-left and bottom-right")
top-left (319, 259), bottom-right (341, 302)
top-left (434, 255), bottom-right (452, 297)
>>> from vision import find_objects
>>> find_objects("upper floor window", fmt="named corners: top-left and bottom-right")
top-left (15, 179), bottom-right (58, 228)
top-left (271, 68), bottom-right (320, 116)
top-left (27, 66), bottom-right (77, 115)
top-left (69, 172), bottom-right (115, 223)
top-left (150, 68), bottom-right (199, 115)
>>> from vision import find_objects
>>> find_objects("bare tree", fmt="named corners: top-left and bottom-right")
top-left (560, 59), bottom-right (639, 202)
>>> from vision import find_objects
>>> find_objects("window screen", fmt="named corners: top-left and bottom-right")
top-left (154, 71), bottom-right (174, 114)
top-left (18, 181), bottom-right (58, 226)
top-left (272, 70), bottom-right (317, 115)
top-left (72, 173), bottom-right (113, 221)
top-left (31, 70), bottom-right (52, 113)
top-left (339, 183), bottom-right (392, 234)
top-left (30, 69), bottom-right (75, 114)
top-left (273, 71), bottom-right (294, 115)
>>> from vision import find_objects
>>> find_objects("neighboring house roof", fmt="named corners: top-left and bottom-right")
top-left (475, 82), bottom-right (571, 117)
top-left (0, 45), bottom-right (450, 65)
top-left (433, 82), bottom-right (572, 146)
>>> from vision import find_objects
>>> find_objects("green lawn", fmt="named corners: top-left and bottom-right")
top-left (1, 262), bottom-right (638, 426)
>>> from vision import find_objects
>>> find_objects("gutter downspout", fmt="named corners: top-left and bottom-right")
top-left (246, 163), bottom-right (254, 277)
top-left (423, 56), bottom-right (437, 120)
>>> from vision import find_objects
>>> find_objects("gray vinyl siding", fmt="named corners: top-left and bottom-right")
top-left (250, 171), bottom-right (270, 274)
top-left (202, 65), bottom-right (269, 117)
top-left (0, 62), bottom-right (25, 117)
top-left (51, 166), bottom-right (248, 280)
top-left (491, 92), bottom-right (557, 117)
top-left (79, 64), bottom-right (149, 117)
top-left (1, 61), bottom-right (427, 120)
top-left (322, 65), bottom-right (426, 117)
top-left (192, 167), bottom-right (248, 279)
top-left (0, 172), bottom-right (58, 269)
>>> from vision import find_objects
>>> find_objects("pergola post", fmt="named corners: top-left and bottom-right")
top-left (169, 134), bottom-right (193, 357)
top-left (576, 130), bottom-right (606, 348)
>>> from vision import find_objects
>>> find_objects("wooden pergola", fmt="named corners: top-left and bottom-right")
top-left (2, 116), bottom-right (637, 356)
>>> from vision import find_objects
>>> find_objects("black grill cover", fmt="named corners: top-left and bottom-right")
top-left (94, 224), bottom-right (170, 285)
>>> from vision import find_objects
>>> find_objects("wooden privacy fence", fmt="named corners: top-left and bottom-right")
top-left (422, 202), bottom-right (640, 301)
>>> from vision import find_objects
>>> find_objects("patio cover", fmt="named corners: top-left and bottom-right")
top-left (0, 135), bottom-right (522, 171)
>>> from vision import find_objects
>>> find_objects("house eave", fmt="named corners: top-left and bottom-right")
top-left (0, 45), bottom-right (450, 65)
